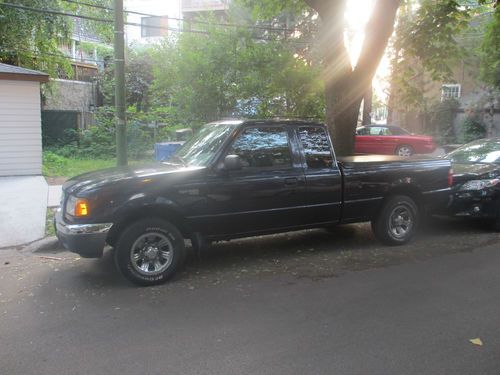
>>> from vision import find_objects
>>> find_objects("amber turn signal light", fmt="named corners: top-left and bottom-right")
top-left (75, 199), bottom-right (90, 217)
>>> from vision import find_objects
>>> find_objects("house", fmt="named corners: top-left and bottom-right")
top-left (389, 12), bottom-right (500, 140)
top-left (42, 20), bottom-right (110, 145)
top-left (0, 63), bottom-right (48, 176)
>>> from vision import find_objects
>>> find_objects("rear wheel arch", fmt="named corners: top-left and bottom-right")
top-left (374, 185), bottom-right (424, 218)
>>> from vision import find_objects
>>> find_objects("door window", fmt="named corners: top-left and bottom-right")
top-left (298, 127), bottom-right (334, 169)
top-left (228, 127), bottom-right (292, 168)
top-left (369, 127), bottom-right (392, 135)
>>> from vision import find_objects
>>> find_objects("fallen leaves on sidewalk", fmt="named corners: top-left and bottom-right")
top-left (469, 338), bottom-right (483, 346)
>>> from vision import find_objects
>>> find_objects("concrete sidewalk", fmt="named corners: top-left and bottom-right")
top-left (0, 177), bottom-right (62, 248)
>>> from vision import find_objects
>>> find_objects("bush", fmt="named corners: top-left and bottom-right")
top-left (460, 114), bottom-right (486, 143)
top-left (425, 99), bottom-right (460, 144)
top-left (45, 106), bottom-right (194, 160)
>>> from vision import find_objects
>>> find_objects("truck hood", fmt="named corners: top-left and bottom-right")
top-left (63, 162), bottom-right (204, 195)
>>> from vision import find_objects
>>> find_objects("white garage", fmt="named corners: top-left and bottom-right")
top-left (0, 63), bottom-right (49, 176)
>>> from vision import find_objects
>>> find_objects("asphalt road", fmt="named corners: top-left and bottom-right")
top-left (1, 217), bottom-right (499, 375)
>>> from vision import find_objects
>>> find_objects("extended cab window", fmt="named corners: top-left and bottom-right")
top-left (228, 127), bottom-right (291, 168)
top-left (298, 127), bottom-right (334, 169)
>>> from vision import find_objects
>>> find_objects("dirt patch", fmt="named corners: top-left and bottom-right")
top-left (45, 176), bottom-right (68, 186)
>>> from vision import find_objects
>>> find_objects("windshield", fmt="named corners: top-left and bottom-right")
top-left (170, 122), bottom-right (238, 166)
top-left (447, 139), bottom-right (500, 164)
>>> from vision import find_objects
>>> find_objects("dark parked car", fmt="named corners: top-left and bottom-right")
top-left (55, 120), bottom-right (452, 285)
top-left (355, 125), bottom-right (437, 156)
top-left (447, 138), bottom-right (500, 230)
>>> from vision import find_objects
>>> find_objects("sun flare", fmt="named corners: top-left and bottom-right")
top-left (344, 0), bottom-right (390, 101)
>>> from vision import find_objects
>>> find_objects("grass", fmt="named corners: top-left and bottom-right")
top-left (43, 152), bottom-right (148, 178)
top-left (46, 208), bottom-right (56, 236)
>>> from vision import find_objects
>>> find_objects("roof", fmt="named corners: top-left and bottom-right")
top-left (0, 63), bottom-right (49, 83)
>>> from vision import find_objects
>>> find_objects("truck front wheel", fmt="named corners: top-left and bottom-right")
top-left (114, 218), bottom-right (186, 286)
top-left (371, 195), bottom-right (419, 245)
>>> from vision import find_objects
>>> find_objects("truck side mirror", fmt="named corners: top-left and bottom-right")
top-left (224, 155), bottom-right (242, 171)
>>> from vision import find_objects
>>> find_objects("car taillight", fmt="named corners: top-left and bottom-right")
top-left (448, 168), bottom-right (454, 187)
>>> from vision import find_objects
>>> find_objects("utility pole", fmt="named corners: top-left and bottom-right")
top-left (114, 0), bottom-right (127, 166)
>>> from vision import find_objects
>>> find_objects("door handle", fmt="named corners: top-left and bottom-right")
top-left (284, 177), bottom-right (298, 186)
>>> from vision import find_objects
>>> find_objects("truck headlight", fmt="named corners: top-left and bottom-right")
top-left (459, 179), bottom-right (499, 191)
top-left (65, 195), bottom-right (90, 217)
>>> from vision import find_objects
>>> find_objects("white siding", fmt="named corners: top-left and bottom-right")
top-left (0, 80), bottom-right (42, 176)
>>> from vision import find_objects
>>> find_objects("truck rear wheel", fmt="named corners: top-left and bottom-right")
top-left (114, 218), bottom-right (186, 286)
top-left (371, 195), bottom-right (419, 245)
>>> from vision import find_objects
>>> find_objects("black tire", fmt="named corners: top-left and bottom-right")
top-left (396, 145), bottom-right (414, 157)
top-left (114, 218), bottom-right (186, 286)
top-left (494, 205), bottom-right (500, 232)
top-left (371, 195), bottom-right (419, 245)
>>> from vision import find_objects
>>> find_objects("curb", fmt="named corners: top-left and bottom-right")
top-left (19, 236), bottom-right (61, 254)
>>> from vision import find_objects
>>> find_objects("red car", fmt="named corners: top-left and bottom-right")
top-left (355, 125), bottom-right (436, 157)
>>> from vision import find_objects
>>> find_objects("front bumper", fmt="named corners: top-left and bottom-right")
top-left (447, 186), bottom-right (499, 219)
top-left (449, 197), bottom-right (499, 219)
top-left (54, 210), bottom-right (113, 258)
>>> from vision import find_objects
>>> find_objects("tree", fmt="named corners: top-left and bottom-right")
top-left (0, 0), bottom-right (113, 77)
top-left (152, 26), bottom-right (324, 125)
top-left (479, 4), bottom-right (500, 89)
top-left (125, 48), bottom-right (154, 112)
top-left (241, 0), bottom-right (400, 155)
top-left (0, 0), bottom-right (72, 77)
top-left (388, 0), bottom-right (499, 121)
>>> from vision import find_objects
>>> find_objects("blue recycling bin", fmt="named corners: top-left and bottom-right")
top-left (154, 142), bottom-right (184, 161)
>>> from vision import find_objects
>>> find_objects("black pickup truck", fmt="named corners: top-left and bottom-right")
top-left (55, 120), bottom-right (452, 285)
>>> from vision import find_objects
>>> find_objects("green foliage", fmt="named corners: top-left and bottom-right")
top-left (425, 99), bottom-right (460, 144)
top-left (0, 0), bottom-right (72, 77)
top-left (42, 152), bottom-right (117, 177)
top-left (404, 0), bottom-right (471, 82)
top-left (0, 0), bottom-right (113, 77)
top-left (479, 7), bottom-right (500, 88)
top-left (42, 151), bottom-right (69, 176)
top-left (237, 0), bottom-right (306, 20)
top-left (151, 25), bottom-right (324, 124)
top-left (97, 47), bottom-right (155, 112)
top-left (460, 109), bottom-right (486, 142)
top-left (60, 0), bottom-right (114, 44)
top-left (126, 48), bottom-right (154, 112)
top-left (46, 108), bottom-right (162, 160)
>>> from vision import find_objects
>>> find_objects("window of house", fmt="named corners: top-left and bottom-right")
top-left (441, 84), bottom-right (461, 101)
top-left (228, 127), bottom-right (292, 169)
top-left (141, 16), bottom-right (168, 38)
top-left (298, 127), bottom-right (334, 169)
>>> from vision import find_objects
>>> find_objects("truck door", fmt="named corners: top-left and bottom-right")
top-left (297, 126), bottom-right (343, 224)
top-left (200, 125), bottom-right (308, 236)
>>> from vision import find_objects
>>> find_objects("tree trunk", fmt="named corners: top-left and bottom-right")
top-left (310, 0), bottom-right (400, 155)
top-left (362, 86), bottom-right (373, 125)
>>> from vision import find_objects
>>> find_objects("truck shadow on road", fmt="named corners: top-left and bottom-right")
top-left (56, 216), bottom-right (497, 289)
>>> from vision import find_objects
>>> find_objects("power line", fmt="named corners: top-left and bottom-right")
top-left (59, 0), bottom-right (293, 33)
top-left (0, 2), bottom-right (308, 44)
top-left (0, 2), bottom-right (113, 23)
